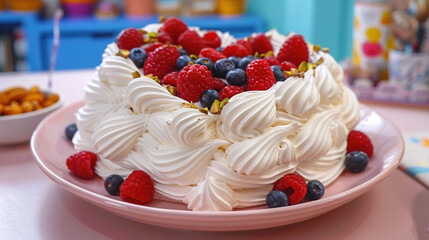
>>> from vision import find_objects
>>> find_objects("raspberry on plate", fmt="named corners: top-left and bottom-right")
top-left (157, 30), bottom-right (174, 44)
top-left (219, 85), bottom-right (244, 100)
top-left (222, 44), bottom-right (250, 58)
top-left (143, 45), bottom-right (180, 80)
top-left (178, 30), bottom-right (205, 55)
top-left (177, 64), bottom-right (214, 102)
top-left (199, 47), bottom-right (226, 63)
top-left (116, 28), bottom-right (143, 51)
top-left (347, 130), bottom-right (374, 158)
top-left (203, 31), bottom-right (221, 48)
top-left (120, 170), bottom-right (154, 205)
top-left (236, 39), bottom-right (253, 55)
top-left (161, 71), bottom-right (179, 86)
top-left (273, 173), bottom-right (307, 205)
top-left (264, 55), bottom-right (280, 66)
top-left (66, 151), bottom-right (98, 180)
top-left (280, 61), bottom-right (297, 71)
top-left (246, 59), bottom-right (276, 90)
top-left (159, 17), bottom-right (188, 43)
top-left (277, 34), bottom-right (309, 67)
top-left (212, 77), bottom-right (227, 91)
top-left (250, 34), bottom-right (273, 54)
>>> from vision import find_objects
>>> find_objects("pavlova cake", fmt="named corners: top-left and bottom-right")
top-left (67, 17), bottom-right (370, 211)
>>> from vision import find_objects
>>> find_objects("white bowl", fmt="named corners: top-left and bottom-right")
top-left (0, 91), bottom-right (63, 145)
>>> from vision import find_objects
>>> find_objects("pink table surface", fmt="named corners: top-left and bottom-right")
top-left (1, 70), bottom-right (429, 240)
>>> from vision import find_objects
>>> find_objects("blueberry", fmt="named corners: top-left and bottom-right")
top-left (226, 68), bottom-right (246, 86)
top-left (345, 151), bottom-right (369, 173)
top-left (228, 56), bottom-right (241, 67)
top-left (129, 48), bottom-right (148, 68)
top-left (200, 89), bottom-right (220, 108)
top-left (216, 47), bottom-right (224, 53)
top-left (214, 59), bottom-right (235, 78)
top-left (306, 180), bottom-right (325, 201)
top-left (178, 48), bottom-right (188, 56)
top-left (238, 56), bottom-right (258, 70)
top-left (65, 123), bottom-right (77, 140)
top-left (104, 174), bottom-right (124, 196)
top-left (176, 55), bottom-right (193, 70)
top-left (195, 57), bottom-right (215, 73)
top-left (271, 65), bottom-right (286, 82)
top-left (266, 190), bottom-right (288, 208)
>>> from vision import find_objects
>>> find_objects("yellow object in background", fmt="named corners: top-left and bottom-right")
top-left (217, 0), bottom-right (245, 16)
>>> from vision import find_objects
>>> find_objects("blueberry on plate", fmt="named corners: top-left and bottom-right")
top-left (238, 56), bottom-right (258, 70)
top-left (195, 57), bottom-right (215, 73)
top-left (306, 180), bottom-right (325, 201)
top-left (214, 59), bottom-right (235, 78)
top-left (104, 174), bottom-right (124, 196)
top-left (129, 48), bottom-right (148, 68)
top-left (271, 65), bottom-right (286, 82)
top-left (266, 190), bottom-right (288, 208)
top-left (345, 151), bottom-right (369, 173)
top-left (65, 123), bottom-right (77, 140)
top-left (227, 56), bottom-right (241, 67)
top-left (226, 68), bottom-right (246, 86)
top-left (200, 89), bottom-right (220, 108)
top-left (176, 55), bottom-right (193, 70)
top-left (178, 48), bottom-right (188, 56)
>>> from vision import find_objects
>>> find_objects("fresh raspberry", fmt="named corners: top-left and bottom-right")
top-left (116, 28), bottom-right (143, 50)
top-left (178, 30), bottom-right (205, 55)
top-left (177, 64), bottom-right (213, 102)
top-left (203, 31), bottom-right (221, 48)
top-left (143, 42), bottom-right (164, 53)
top-left (236, 39), bottom-right (253, 55)
top-left (119, 170), bottom-right (154, 205)
top-left (280, 61), bottom-right (297, 71)
top-left (212, 77), bottom-right (227, 91)
top-left (277, 34), bottom-right (309, 67)
top-left (66, 151), bottom-right (98, 180)
top-left (143, 45), bottom-right (180, 79)
top-left (222, 44), bottom-right (250, 58)
top-left (199, 47), bottom-right (226, 63)
top-left (347, 130), bottom-right (374, 158)
top-left (264, 55), bottom-right (280, 66)
top-left (159, 17), bottom-right (188, 44)
top-left (219, 85), bottom-right (244, 100)
top-left (157, 30), bottom-right (174, 44)
top-left (246, 59), bottom-right (276, 91)
top-left (273, 173), bottom-right (307, 205)
top-left (250, 34), bottom-right (273, 54)
top-left (161, 71), bottom-right (179, 86)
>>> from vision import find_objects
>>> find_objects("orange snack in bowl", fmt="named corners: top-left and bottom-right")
top-left (42, 100), bottom-right (55, 108)
top-left (28, 86), bottom-right (40, 94)
top-left (47, 93), bottom-right (60, 102)
top-left (22, 92), bottom-right (45, 104)
top-left (7, 88), bottom-right (27, 101)
top-left (0, 93), bottom-right (10, 105)
top-left (3, 101), bottom-right (23, 115)
top-left (21, 101), bottom-right (34, 113)
top-left (0, 104), bottom-right (3, 115)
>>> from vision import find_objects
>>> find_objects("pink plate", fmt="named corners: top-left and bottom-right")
top-left (31, 101), bottom-right (404, 231)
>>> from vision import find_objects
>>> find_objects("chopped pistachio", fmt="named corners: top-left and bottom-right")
top-left (291, 68), bottom-right (300, 76)
top-left (148, 32), bottom-right (158, 39)
top-left (298, 62), bottom-right (308, 72)
top-left (316, 57), bottom-right (324, 65)
top-left (307, 63), bottom-right (317, 69)
top-left (210, 99), bottom-right (221, 114)
top-left (190, 54), bottom-right (198, 61)
top-left (219, 98), bottom-right (229, 108)
top-left (322, 47), bottom-right (330, 53)
top-left (117, 49), bottom-right (130, 58)
top-left (313, 45), bottom-right (321, 52)
top-left (159, 15), bottom-right (166, 23)
top-left (199, 107), bottom-right (209, 114)
top-left (132, 71), bottom-right (141, 79)
top-left (166, 85), bottom-right (177, 96)
top-left (183, 102), bottom-right (198, 109)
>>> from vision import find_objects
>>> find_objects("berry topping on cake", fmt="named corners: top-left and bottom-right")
top-left (273, 173), bottom-right (307, 205)
top-left (277, 34), bottom-right (309, 67)
top-left (237, 56), bottom-right (257, 70)
top-left (250, 34), bottom-right (273, 54)
top-left (161, 71), bottom-right (179, 86)
top-left (219, 85), bottom-right (244, 100)
top-left (65, 123), bottom-right (77, 140)
top-left (346, 130), bottom-right (374, 158)
top-left (212, 77), bottom-right (227, 91)
top-left (176, 55), bottom-right (193, 71)
top-left (129, 48), bottom-right (148, 68)
top-left (157, 31), bottom-right (174, 44)
top-left (104, 174), bottom-right (124, 196)
top-left (177, 64), bottom-right (213, 102)
top-left (119, 170), bottom-right (154, 205)
top-left (66, 151), bottom-right (98, 179)
top-left (116, 28), bottom-right (143, 51)
top-left (280, 61), bottom-right (298, 71)
top-left (345, 151), bottom-right (369, 173)
top-left (264, 55), bottom-right (280, 66)
top-left (214, 58), bottom-right (235, 78)
top-left (200, 89), bottom-right (220, 108)
top-left (227, 56), bottom-right (240, 67)
top-left (246, 59), bottom-right (276, 90)
top-left (159, 17), bottom-right (188, 43)
top-left (222, 44), bottom-right (250, 57)
top-left (271, 65), bottom-right (286, 82)
top-left (143, 42), bottom-right (164, 53)
top-left (306, 180), bottom-right (325, 201)
top-left (226, 68), bottom-right (247, 86)
top-left (266, 190), bottom-right (288, 208)
top-left (195, 57), bottom-right (215, 73)
top-left (236, 39), bottom-right (253, 55)
top-left (178, 30), bottom-right (205, 55)
top-left (202, 31), bottom-right (221, 48)
top-left (143, 45), bottom-right (180, 79)
top-left (199, 48), bottom-right (226, 63)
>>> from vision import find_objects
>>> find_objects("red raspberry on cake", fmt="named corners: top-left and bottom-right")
top-left (280, 61), bottom-right (297, 71)
top-left (120, 170), bottom-right (154, 205)
top-left (250, 34), bottom-right (273, 54)
top-left (277, 34), bottom-right (309, 67)
top-left (143, 45), bottom-right (180, 79)
top-left (222, 44), bottom-right (250, 58)
top-left (212, 77), bottom-right (227, 92)
top-left (159, 17), bottom-right (188, 44)
top-left (273, 173), bottom-right (307, 205)
top-left (246, 59), bottom-right (276, 91)
top-left (199, 47), bottom-right (226, 63)
top-left (236, 39), bottom-right (254, 55)
top-left (264, 55), bottom-right (280, 66)
top-left (161, 71), bottom-right (179, 86)
top-left (203, 31), bottom-right (221, 48)
top-left (178, 30), bottom-right (205, 55)
top-left (157, 31), bottom-right (174, 44)
top-left (66, 151), bottom-right (98, 180)
top-left (219, 85), bottom-right (244, 100)
top-left (116, 28), bottom-right (143, 50)
top-left (177, 64), bottom-right (214, 102)
top-left (347, 130), bottom-right (374, 158)
top-left (143, 42), bottom-right (164, 53)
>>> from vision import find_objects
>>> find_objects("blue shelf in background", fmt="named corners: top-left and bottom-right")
top-left (0, 12), bottom-right (264, 71)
